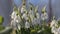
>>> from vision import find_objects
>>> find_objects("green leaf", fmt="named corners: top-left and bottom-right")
top-left (0, 16), bottom-right (4, 24)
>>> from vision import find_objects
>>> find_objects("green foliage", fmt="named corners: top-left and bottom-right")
top-left (15, 24), bottom-right (53, 34)
top-left (0, 25), bottom-right (5, 31)
top-left (41, 25), bottom-right (52, 34)
top-left (0, 16), bottom-right (4, 31)
top-left (0, 16), bottom-right (4, 24)
top-left (58, 20), bottom-right (60, 26)
top-left (0, 27), bottom-right (12, 34)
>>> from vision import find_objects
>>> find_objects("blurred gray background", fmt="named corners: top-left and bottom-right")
top-left (0, 0), bottom-right (60, 26)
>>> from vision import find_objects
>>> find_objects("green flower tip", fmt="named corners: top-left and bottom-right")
top-left (0, 16), bottom-right (4, 24)
top-left (42, 5), bottom-right (46, 13)
top-left (14, 6), bottom-right (18, 11)
top-left (35, 6), bottom-right (38, 13)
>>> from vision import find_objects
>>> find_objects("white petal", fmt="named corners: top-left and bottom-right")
top-left (25, 21), bottom-right (30, 28)
top-left (11, 11), bottom-right (17, 19)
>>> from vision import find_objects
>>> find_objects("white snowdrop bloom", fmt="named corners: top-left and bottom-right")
top-left (11, 11), bottom-right (17, 19)
top-left (50, 19), bottom-right (60, 34)
top-left (36, 13), bottom-right (40, 19)
top-left (29, 10), bottom-right (34, 16)
top-left (50, 20), bottom-right (60, 34)
top-left (29, 10), bottom-right (35, 22)
top-left (31, 12), bottom-right (40, 25)
top-left (50, 20), bottom-right (58, 28)
top-left (36, 13), bottom-right (40, 24)
top-left (50, 20), bottom-right (56, 27)
top-left (51, 27), bottom-right (58, 34)
top-left (21, 6), bottom-right (26, 14)
top-left (41, 12), bottom-right (48, 20)
top-left (16, 15), bottom-right (21, 23)
top-left (50, 19), bottom-right (58, 34)
top-left (32, 18), bottom-right (37, 25)
top-left (25, 21), bottom-right (30, 28)
top-left (51, 25), bottom-right (60, 34)
top-left (30, 15), bottom-right (34, 21)
top-left (29, 10), bottom-right (35, 17)
top-left (22, 13), bottom-right (28, 20)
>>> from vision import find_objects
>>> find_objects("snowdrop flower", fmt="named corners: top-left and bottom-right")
top-left (15, 15), bottom-right (21, 23)
top-left (36, 13), bottom-right (40, 24)
top-left (11, 11), bottom-right (21, 22)
top-left (22, 13), bottom-right (28, 20)
top-left (21, 6), bottom-right (26, 14)
top-left (50, 16), bottom-right (58, 27)
top-left (50, 18), bottom-right (59, 34)
top-left (41, 12), bottom-right (48, 21)
top-left (36, 13), bottom-right (40, 19)
top-left (30, 15), bottom-right (34, 21)
top-left (11, 11), bottom-right (17, 19)
top-left (29, 10), bottom-right (34, 16)
top-left (29, 10), bottom-right (35, 22)
top-left (50, 20), bottom-right (57, 27)
top-left (51, 24), bottom-right (60, 34)
top-left (32, 18), bottom-right (37, 25)
top-left (51, 27), bottom-right (58, 34)
top-left (25, 21), bottom-right (30, 28)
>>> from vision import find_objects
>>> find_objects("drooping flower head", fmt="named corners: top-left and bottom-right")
top-left (41, 5), bottom-right (48, 21)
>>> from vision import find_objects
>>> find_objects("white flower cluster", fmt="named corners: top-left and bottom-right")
top-left (21, 5), bottom-right (40, 28)
top-left (41, 6), bottom-right (48, 21)
top-left (10, 5), bottom-right (48, 30)
top-left (11, 11), bottom-right (21, 30)
top-left (29, 9), bottom-right (40, 25)
top-left (21, 6), bottom-right (30, 28)
top-left (50, 19), bottom-right (60, 34)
